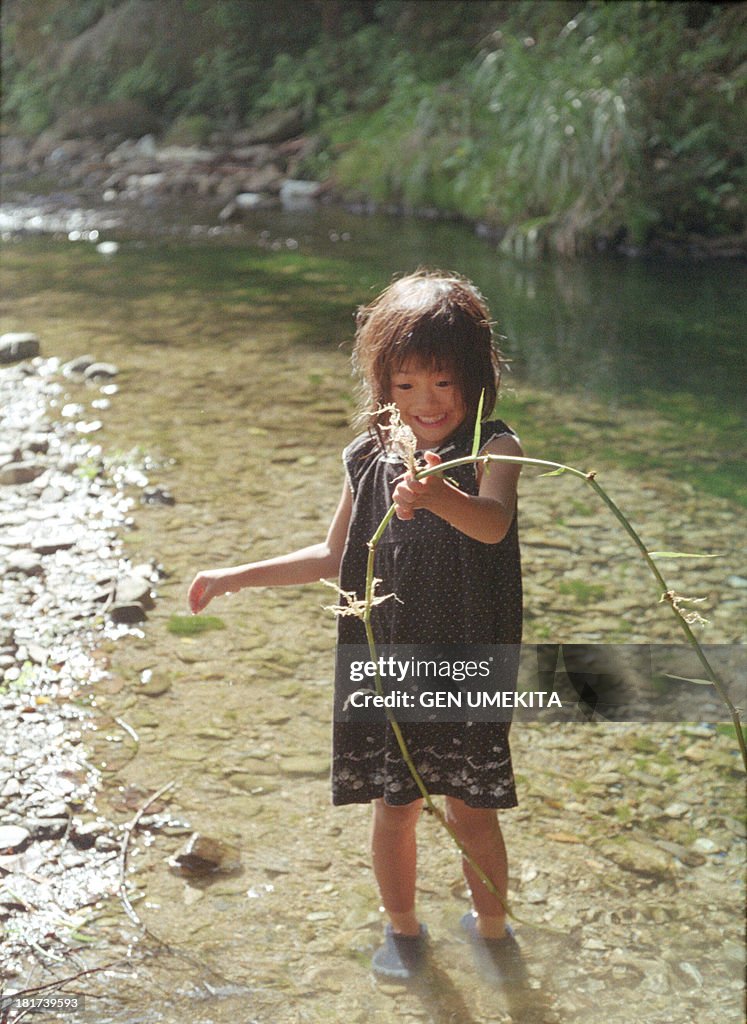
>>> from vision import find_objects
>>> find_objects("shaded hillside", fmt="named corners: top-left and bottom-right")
top-left (2, 0), bottom-right (745, 255)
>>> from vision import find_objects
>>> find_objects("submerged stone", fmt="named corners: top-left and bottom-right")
top-left (62, 354), bottom-right (96, 377)
top-left (139, 677), bottom-right (171, 697)
top-left (597, 837), bottom-right (676, 877)
top-left (169, 832), bottom-right (241, 875)
top-left (279, 754), bottom-right (330, 778)
top-left (84, 362), bottom-right (119, 381)
top-left (141, 485), bottom-right (175, 506)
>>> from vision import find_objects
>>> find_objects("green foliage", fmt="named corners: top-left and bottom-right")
top-left (168, 614), bottom-right (226, 636)
top-left (182, 47), bottom-right (260, 124)
top-left (717, 723), bottom-right (747, 746)
top-left (331, 1), bottom-right (744, 248)
top-left (557, 579), bottom-right (607, 605)
top-left (178, 0), bottom-right (329, 124)
top-left (47, 0), bottom-right (120, 40)
top-left (2, 0), bottom-right (744, 251)
top-left (164, 114), bottom-right (213, 146)
top-left (109, 49), bottom-right (183, 111)
top-left (254, 25), bottom-right (419, 125)
top-left (1, 58), bottom-right (56, 134)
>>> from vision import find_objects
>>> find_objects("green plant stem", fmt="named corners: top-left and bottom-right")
top-left (583, 473), bottom-right (747, 771)
top-left (420, 453), bottom-right (745, 771)
top-left (363, 514), bottom-right (515, 918)
top-left (362, 451), bottom-right (745, 892)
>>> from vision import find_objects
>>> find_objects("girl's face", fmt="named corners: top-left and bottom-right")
top-left (388, 359), bottom-right (467, 449)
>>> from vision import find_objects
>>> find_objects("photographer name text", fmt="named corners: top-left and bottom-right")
top-left (347, 689), bottom-right (562, 709)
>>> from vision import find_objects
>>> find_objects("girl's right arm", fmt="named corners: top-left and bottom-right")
top-left (188, 479), bottom-right (352, 614)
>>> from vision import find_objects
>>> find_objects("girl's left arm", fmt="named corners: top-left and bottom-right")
top-left (392, 433), bottom-right (522, 544)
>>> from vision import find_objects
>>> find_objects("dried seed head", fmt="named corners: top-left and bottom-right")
top-left (321, 578), bottom-right (401, 620)
top-left (374, 404), bottom-right (419, 473)
top-left (661, 589), bottom-right (710, 627)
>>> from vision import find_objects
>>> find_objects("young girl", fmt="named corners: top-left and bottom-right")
top-left (188, 270), bottom-right (524, 984)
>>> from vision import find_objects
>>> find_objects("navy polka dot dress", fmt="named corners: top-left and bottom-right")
top-left (332, 419), bottom-right (521, 809)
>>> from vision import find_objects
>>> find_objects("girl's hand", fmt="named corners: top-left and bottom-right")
top-left (392, 451), bottom-right (444, 520)
top-left (188, 570), bottom-right (234, 614)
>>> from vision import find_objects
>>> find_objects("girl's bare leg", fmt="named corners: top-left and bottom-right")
top-left (445, 796), bottom-right (508, 938)
top-left (370, 798), bottom-right (424, 935)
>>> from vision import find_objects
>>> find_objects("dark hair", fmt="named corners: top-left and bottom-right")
top-left (352, 269), bottom-right (504, 438)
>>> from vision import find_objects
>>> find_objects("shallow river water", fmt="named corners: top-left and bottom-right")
top-left (1, 204), bottom-right (745, 1023)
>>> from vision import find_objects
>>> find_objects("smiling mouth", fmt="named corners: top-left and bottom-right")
top-left (415, 413), bottom-right (448, 426)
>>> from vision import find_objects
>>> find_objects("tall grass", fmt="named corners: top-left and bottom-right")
top-left (328, 3), bottom-right (744, 252)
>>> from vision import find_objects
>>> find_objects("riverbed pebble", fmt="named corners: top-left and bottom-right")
top-left (0, 333), bottom-right (40, 364)
top-left (5, 551), bottom-right (44, 576)
top-left (0, 350), bottom-right (165, 973)
top-left (31, 534), bottom-right (77, 554)
top-left (0, 825), bottom-right (31, 851)
top-left (114, 572), bottom-right (155, 608)
top-left (169, 833), bottom-right (242, 875)
top-left (108, 601), bottom-right (148, 624)
top-left (84, 360), bottom-right (119, 380)
top-left (0, 461), bottom-right (46, 485)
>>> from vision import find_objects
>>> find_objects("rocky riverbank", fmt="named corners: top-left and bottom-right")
top-left (0, 115), bottom-right (463, 242)
top-left (0, 342), bottom-right (174, 981)
top-left (3, 117), bottom-right (745, 259)
top-left (1, 114), bottom-right (332, 234)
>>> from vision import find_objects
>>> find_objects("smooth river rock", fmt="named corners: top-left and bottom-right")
top-left (32, 535), bottom-right (76, 555)
top-left (114, 573), bottom-right (155, 608)
top-left (596, 837), bottom-right (676, 878)
top-left (169, 832), bottom-right (241, 875)
top-left (84, 362), bottom-right (119, 380)
top-left (5, 551), bottom-right (44, 577)
top-left (0, 824), bottom-right (31, 851)
top-left (108, 602), bottom-right (148, 624)
top-left (0, 333), bottom-right (40, 364)
top-left (0, 462), bottom-right (45, 485)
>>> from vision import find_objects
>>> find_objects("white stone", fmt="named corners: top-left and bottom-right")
top-left (156, 145), bottom-right (215, 163)
top-left (0, 824), bottom-right (30, 849)
top-left (663, 802), bottom-right (690, 818)
top-left (0, 332), bottom-right (38, 346)
top-left (236, 192), bottom-right (265, 209)
top-left (280, 179), bottom-right (320, 210)
top-left (691, 837), bottom-right (723, 854)
top-left (0, 333), bottom-right (40, 364)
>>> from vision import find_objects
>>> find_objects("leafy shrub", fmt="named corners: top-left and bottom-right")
top-left (2, 0), bottom-right (743, 250)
